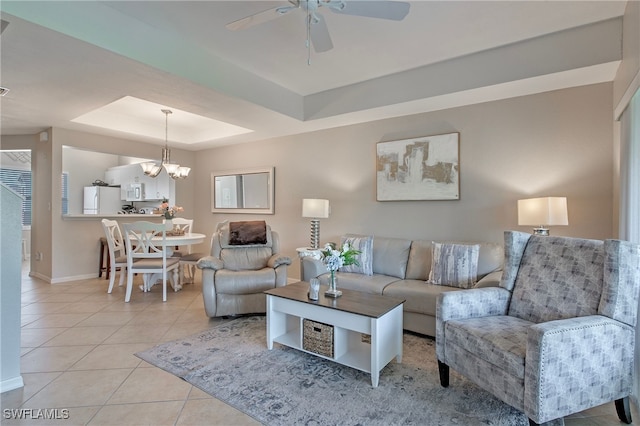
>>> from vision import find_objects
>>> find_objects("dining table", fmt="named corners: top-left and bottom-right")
top-left (131, 232), bottom-right (207, 292)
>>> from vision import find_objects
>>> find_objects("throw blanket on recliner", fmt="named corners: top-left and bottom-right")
top-left (229, 221), bottom-right (267, 245)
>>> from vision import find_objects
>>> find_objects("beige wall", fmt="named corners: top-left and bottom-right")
top-left (193, 83), bottom-right (615, 280)
top-left (0, 83), bottom-right (616, 282)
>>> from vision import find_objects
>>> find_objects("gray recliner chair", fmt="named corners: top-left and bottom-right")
top-left (197, 220), bottom-right (291, 317)
top-left (437, 230), bottom-right (640, 425)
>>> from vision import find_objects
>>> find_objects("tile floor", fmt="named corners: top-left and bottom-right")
top-left (1, 263), bottom-right (636, 425)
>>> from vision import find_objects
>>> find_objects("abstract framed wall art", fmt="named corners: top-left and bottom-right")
top-left (376, 132), bottom-right (460, 201)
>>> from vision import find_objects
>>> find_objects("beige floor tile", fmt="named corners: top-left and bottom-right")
top-left (133, 310), bottom-right (182, 325)
top-left (176, 398), bottom-right (260, 426)
top-left (20, 293), bottom-right (50, 304)
top-left (20, 314), bottom-right (44, 327)
top-left (38, 293), bottom-right (89, 303)
top-left (21, 303), bottom-right (70, 315)
top-left (102, 324), bottom-right (172, 344)
top-left (20, 345), bottom-right (95, 373)
top-left (187, 386), bottom-right (213, 400)
top-left (20, 328), bottom-right (66, 347)
top-left (106, 367), bottom-right (191, 405)
top-left (88, 401), bottom-right (184, 426)
top-left (24, 369), bottom-right (133, 408)
top-left (69, 343), bottom-right (151, 370)
top-left (42, 326), bottom-right (120, 346)
top-left (57, 301), bottom-right (113, 314)
top-left (22, 313), bottom-right (93, 329)
top-left (99, 301), bottom-right (151, 312)
top-left (174, 308), bottom-right (210, 324)
top-left (75, 311), bottom-right (139, 327)
top-left (0, 406), bottom-right (101, 426)
top-left (79, 293), bottom-right (125, 303)
top-left (0, 372), bottom-right (61, 410)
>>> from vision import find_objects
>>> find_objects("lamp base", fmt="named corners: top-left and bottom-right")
top-left (533, 227), bottom-right (550, 236)
top-left (309, 219), bottom-right (320, 250)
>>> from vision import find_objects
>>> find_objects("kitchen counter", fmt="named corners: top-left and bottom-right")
top-left (63, 214), bottom-right (164, 219)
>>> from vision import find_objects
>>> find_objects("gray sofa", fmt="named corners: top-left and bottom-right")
top-left (302, 236), bottom-right (503, 337)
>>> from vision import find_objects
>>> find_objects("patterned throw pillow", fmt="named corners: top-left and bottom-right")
top-left (339, 235), bottom-right (374, 276)
top-left (428, 242), bottom-right (480, 288)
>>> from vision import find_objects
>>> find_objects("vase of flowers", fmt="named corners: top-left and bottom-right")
top-left (159, 199), bottom-right (183, 229)
top-left (321, 242), bottom-right (361, 298)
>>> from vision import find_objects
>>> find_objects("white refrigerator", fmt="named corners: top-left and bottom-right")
top-left (83, 186), bottom-right (122, 214)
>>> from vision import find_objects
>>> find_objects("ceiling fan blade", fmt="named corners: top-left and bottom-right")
top-left (309, 13), bottom-right (333, 52)
top-left (328, 1), bottom-right (410, 21)
top-left (226, 5), bottom-right (297, 31)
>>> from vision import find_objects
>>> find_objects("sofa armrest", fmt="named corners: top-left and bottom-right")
top-left (474, 270), bottom-right (502, 288)
top-left (268, 254), bottom-right (292, 268)
top-left (301, 257), bottom-right (329, 281)
top-left (436, 287), bottom-right (511, 360)
top-left (525, 315), bottom-right (635, 423)
top-left (196, 256), bottom-right (224, 271)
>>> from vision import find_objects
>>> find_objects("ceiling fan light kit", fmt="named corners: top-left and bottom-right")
top-left (226, 0), bottom-right (410, 62)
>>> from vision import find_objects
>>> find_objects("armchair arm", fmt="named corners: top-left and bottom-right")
top-left (268, 254), bottom-right (292, 269)
top-left (436, 287), bottom-right (511, 360)
top-left (196, 256), bottom-right (224, 271)
top-left (524, 315), bottom-right (635, 424)
top-left (301, 257), bottom-right (329, 282)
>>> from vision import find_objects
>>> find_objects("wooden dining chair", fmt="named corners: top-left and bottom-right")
top-left (169, 217), bottom-right (206, 285)
top-left (122, 221), bottom-right (180, 302)
top-left (100, 219), bottom-right (127, 294)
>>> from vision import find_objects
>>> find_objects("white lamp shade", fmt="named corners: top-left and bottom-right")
top-left (302, 199), bottom-right (330, 218)
top-left (518, 197), bottom-right (568, 226)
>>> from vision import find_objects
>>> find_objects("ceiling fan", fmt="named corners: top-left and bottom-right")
top-left (226, 0), bottom-right (410, 54)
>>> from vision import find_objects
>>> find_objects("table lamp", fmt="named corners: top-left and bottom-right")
top-left (302, 199), bottom-right (330, 249)
top-left (517, 197), bottom-right (568, 236)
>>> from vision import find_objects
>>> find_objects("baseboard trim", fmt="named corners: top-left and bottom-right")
top-left (28, 271), bottom-right (97, 284)
top-left (0, 375), bottom-right (24, 394)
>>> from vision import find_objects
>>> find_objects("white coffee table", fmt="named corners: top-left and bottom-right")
top-left (265, 281), bottom-right (404, 387)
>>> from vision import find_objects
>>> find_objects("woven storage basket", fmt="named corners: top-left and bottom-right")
top-left (303, 319), bottom-right (334, 358)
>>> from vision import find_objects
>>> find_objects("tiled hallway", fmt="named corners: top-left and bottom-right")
top-left (1, 265), bottom-right (259, 425)
top-left (1, 264), bottom-right (635, 425)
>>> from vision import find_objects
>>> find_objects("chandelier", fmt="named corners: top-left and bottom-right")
top-left (140, 109), bottom-right (190, 179)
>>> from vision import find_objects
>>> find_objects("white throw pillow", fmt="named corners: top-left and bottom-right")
top-left (339, 235), bottom-right (374, 276)
top-left (428, 242), bottom-right (480, 288)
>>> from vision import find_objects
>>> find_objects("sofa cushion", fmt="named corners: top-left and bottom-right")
top-left (383, 279), bottom-right (460, 316)
top-left (428, 242), bottom-right (480, 288)
top-left (339, 234), bottom-right (374, 276)
top-left (323, 272), bottom-right (400, 295)
top-left (372, 237), bottom-right (412, 279)
top-left (406, 240), bottom-right (504, 281)
top-left (445, 315), bottom-right (531, 379)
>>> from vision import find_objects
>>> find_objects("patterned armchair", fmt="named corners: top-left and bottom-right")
top-left (436, 231), bottom-right (640, 425)
top-left (197, 220), bottom-right (291, 317)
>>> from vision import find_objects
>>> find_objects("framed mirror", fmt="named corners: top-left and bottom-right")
top-left (211, 167), bottom-right (274, 214)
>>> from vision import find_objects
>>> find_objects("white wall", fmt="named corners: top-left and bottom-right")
top-left (0, 185), bottom-right (24, 392)
top-left (193, 83), bottom-right (614, 279)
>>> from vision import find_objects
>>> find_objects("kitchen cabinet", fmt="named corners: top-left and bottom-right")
top-left (104, 164), bottom-right (173, 201)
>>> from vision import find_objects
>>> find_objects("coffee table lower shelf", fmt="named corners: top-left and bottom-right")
top-left (266, 293), bottom-right (403, 387)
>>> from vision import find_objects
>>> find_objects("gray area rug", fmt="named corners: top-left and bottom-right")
top-left (136, 316), bottom-right (528, 425)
